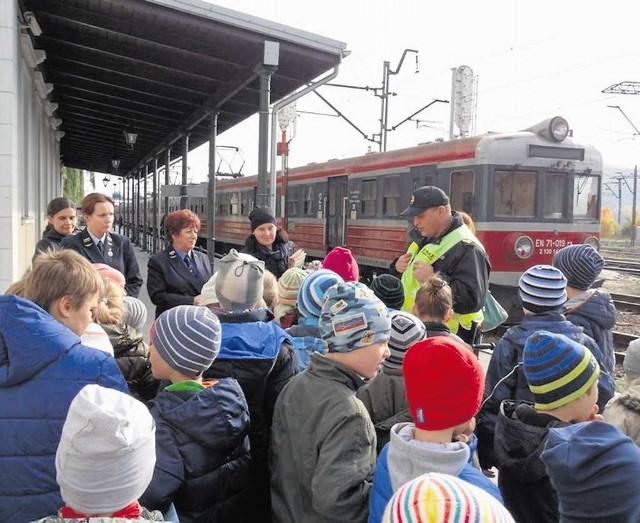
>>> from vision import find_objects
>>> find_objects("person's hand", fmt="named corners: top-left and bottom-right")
top-left (412, 261), bottom-right (434, 283)
top-left (193, 294), bottom-right (202, 306)
top-left (482, 468), bottom-right (496, 478)
top-left (395, 253), bottom-right (412, 273)
top-left (289, 249), bottom-right (306, 268)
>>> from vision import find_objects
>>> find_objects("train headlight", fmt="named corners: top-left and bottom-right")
top-left (583, 236), bottom-right (600, 250)
top-left (525, 116), bottom-right (570, 142)
top-left (514, 235), bottom-right (534, 259)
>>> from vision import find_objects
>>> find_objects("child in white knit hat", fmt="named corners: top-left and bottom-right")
top-left (140, 305), bottom-right (252, 522)
top-left (34, 384), bottom-right (160, 522)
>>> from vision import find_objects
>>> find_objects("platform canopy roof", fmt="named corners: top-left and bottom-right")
top-left (19, 0), bottom-right (347, 177)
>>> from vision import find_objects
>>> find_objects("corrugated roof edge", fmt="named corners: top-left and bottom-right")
top-left (147, 0), bottom-right (348, 57)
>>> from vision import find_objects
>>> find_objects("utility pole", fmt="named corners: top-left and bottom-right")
top-left (633, 165), bottom-right (638, 245)
top-left (378, 49), bottom-right (419, 152)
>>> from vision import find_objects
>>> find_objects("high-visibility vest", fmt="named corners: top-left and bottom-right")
top-left (400, 224), bottom-right (485, 331)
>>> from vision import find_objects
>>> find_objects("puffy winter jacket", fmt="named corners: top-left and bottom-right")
top-left (476, 310), bottom-right (615, 469)
top-left (101, 323), bottom-right (159, 403)
top-left (0, 295), bottom-right (127, 523)
top-left (140, 378), bottom-right (252, 523)
top-left (203, 308), bottom-right (297, 523)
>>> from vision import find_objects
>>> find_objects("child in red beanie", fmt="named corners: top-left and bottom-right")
top-left (368, 337), bottom-right (503, 523)
top-left (322, 246), bottom-right (360, 282)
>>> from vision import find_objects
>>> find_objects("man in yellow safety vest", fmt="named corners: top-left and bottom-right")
top-left (391, 186), bottom-right (490, 345)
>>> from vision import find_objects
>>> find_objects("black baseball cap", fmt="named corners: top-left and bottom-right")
top-left (399, 186), bottom-right (449, 217)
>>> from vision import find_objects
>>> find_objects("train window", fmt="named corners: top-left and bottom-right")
top-left (383, 176), bottom-right (400, 216)
top-left (574, 174), bottom-right (599, 220)
top-left (543, 173), bottom-right (568, 219)
top-left (493, 170), bottom-right (536, 217)
top-left (450, 170), bottom-right (475, 213)
top-left (304, 186), bottom-right (314, 215)
top-left (287, 186), bottom-right (299, 215)
top-left (361, 179), bottom-right (377, 216)
top-left (231, 193), bottom-right (239, 215)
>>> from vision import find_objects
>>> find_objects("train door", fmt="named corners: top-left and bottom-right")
top-left (327, 176), bottom-right (349, 248)
top-left (449, 169), bottom-right (475, 214)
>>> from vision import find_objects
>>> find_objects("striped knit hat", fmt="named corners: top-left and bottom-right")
top-left (552, 244), bottom-right (604, 290)
top-left (274, 268), bottom-right (307, 321)
top-left (123, 296), bottom-right (147, 333)
top-left (382, 472), bottom-right (514, 523)
top-left (297, 269), bottom-right (344, 320)
top-left (523, 331), bottom-right (600, 411)
top-left (371, 274), bottom-right (405, 310)
top-left (518, 265), bottom-right (567, 310)
top-left (151, 305), bottom-right (221, 377)
top-left (319, 282), bottom-right (391, 353)
top-left (384, 310), bottom-right (426, 370)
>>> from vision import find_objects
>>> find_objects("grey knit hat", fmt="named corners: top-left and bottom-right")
top-left (123, 296), bottom-right (148, 333)
top-left (624, 339), bottom-right (640, 381)
top-left (518, 265), bottom-right (567, 310)
top-left (215, 249), bottom-right (265, 312)
top-left (152, 305), bottom-right (221, 377)
top-left (384, 310), bottom-right (426, 370)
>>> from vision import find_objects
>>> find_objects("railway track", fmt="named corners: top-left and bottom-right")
top-left (611, 293), bottom-right (640, 314)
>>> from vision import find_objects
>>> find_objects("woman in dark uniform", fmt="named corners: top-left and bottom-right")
top-left (33, 197), bottom-right (79, 262)
top-left (61, 193), bottom-right (143, 297)
top-left (242, 206), bottom-right (305, 279)
top-left (146, 209), bottom-right (212, 318)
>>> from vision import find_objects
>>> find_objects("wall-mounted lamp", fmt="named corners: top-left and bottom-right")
top-left (111, 156), bottom-right (121, 171)
top-left (123, 127), bottom-right (138, 149)
top-left (22, 11), bottom-right (42, 37)
top-left (102, 175), bottom-right (111, 188)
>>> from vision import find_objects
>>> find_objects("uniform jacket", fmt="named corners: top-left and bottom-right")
top-left (147, 246), bottom-right (212, 318)
top-left (0, 295), bottom-right (127, 523)
top-left (101, 323), bottom-right (159, 404)
top-left (390, 213), bottom-right (490, 316)
top-left (140, 378), bottom-right (252, 523)
top-left (494, 400), bottom-right (567, 523)
top-left (603, 382), bottom-right (640, 446)
top-left (476, 310), bottom-right (615, 469)
top-left (368, 423), bottom-right (503, 523)
top-left (270, 353), bottom-right (376, 523)
top-left (61, 229), bottom-right (143, 297)
top-left (203, 308), bottom-right (297, 522)
top-left (563, 288), bottom-right (616, 375)
top-left (356, 367), bottom-right (410, 454)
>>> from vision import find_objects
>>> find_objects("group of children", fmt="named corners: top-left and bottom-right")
top-left (4, 241), bottom-right (640, 522)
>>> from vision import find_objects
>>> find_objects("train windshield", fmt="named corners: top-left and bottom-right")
top-left (574, 174), bottom-right (600, 220)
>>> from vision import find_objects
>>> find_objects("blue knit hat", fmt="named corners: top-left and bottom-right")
top-left (523, 331), bottom-right (599, 410)
top-left (552, 244), bottom-right (604, 290)
top-left (152, 305), bottom-right (221, 377)
top-left (319, 282), bottom-right (391, 353)
top-left (541, 421), bottom-right (640, 522)
top-left (518, 265), bottom-right (567, 310)
top-left (297, 269), bottom-right (344, 319)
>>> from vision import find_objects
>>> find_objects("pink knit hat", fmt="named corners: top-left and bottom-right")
top-left (322, 247), bottom-right (359, 282)
top-left (92, 263), bottom-right (125, 289)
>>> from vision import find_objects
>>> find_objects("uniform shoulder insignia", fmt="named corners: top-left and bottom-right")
top-left (106, 234), bottom-right (114, 246)
top-left (82, 236), bottom-right (92, 245)
top-left (168, 250), bottom-right (177, 259)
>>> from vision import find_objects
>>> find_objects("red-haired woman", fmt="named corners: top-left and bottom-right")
top-left (61, 193), bottom-right (143, 297)
top-left (147, 209), bottom-right (212, 317)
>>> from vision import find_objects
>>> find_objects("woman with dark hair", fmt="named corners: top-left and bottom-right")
top-left (33, 197), bottom-right (79, 261)
top-left (61, 192), bottom-right (143, 297)
top-left (242, 206), bottom-right (305, 278)
top-left (146, 209), bottom-right (212, 317)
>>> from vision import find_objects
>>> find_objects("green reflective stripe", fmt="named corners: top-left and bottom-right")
top-left (401, 224), bottom-right (482, 315)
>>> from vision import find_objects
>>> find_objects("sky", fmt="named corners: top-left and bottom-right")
top-left (179, 0), bottom-right (640, 186)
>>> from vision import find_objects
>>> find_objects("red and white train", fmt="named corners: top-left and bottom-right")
top-left (167, 116), bottom-right (602, 316)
